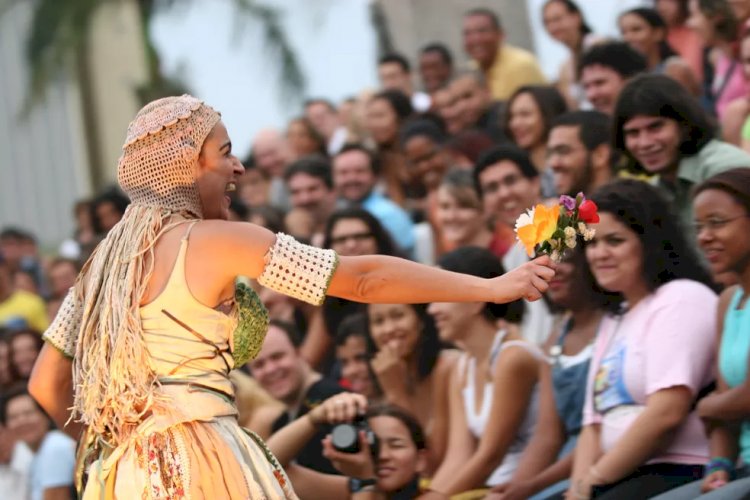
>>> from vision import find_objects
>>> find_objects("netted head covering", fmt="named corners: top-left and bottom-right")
top-left (118, 95), bottom-right (220, 216)
top-left (68, 95), bottom-right (221, 445)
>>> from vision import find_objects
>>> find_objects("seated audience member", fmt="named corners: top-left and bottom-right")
top-left (365, 302), bottom-right (456, 471)
top-left (251, 128), bottom-right (294, 210)
top-left (613, 74), bottom-right (750, 235)
top-left (283, 155), bottom-right (337, 247)
top-left (579, 41), bottom-right (648, 115)
top-left (332, 144), bottom-right (415, 255)
top-left (45, 258), bottom-right (79, 302)
top-left (547, 110), bottom-right (614, 197)
top-left (400, 119), bottom-right (453, 200)
top-left (569, 180), bottom-right (717, 499)
top-left (688, 0), bottom-right (746, 120)
top-left (286, 116), bottom-right (327, 160)
top-left (3, 385), bottom-right (75, 500)
top-left (267, 393), bottom-right (429, 499)
top-left (378, 53), bottom-right (431, 113)
top-left (305, 98), bottom-right (349, 156)
top-left (656, 0), bottom-right (704, 82)
top-left (618, 7), bottom-right (700, 95)
top-left (0, 255), bottom-right (47, 333)
top-left (301, 208), bottom-right (401, 372)
top-left (237, 157), bottom-right (272, 209)
top-left (729, 32), bottom-right (750, 148)
top-left (462, 8), bottom-right (546, 101)
top-left (435, 170), bottom-right (510, 258)
top-left (504, 85), bottom-right (568, 197)
top-left (0, 332), bottom-right (12, 390)
top-left (7, 328), bottom-right (42, 381)
top-left (418, 42), bottom-right (454, 94)
top-left (541, 0), bottom-right (602, 109)
top-left (432, 86), bottom-right (467, 136)
top-left (473, 146), bottom-right (555, 346)
top-left (364, 90), bottom-right (415, 208)
top-left (0, 418), bottom-right (33, 500)
top-left (448, 70), bottom-right (505, 140)
top-left (334, 313), bottom-right (378, 400)
top-left (249, 320), bottom-right (344, 474)
top-left (428, 247), bottom-right (541, 496)
top-left (444, 129), bottom-right (496, 170)
top-left (653, 169), bottom-right (750, 499)
top-left (490, 246), bottom-right (611, 500)
top-left (91, 188), bottom-right (129, 235)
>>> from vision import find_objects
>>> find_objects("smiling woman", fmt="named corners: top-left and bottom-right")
top-left (568, 179), bottom-right (718, 499)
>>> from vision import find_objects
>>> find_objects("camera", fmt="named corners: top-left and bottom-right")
top-left (330, 415), bottom-right (379, 457)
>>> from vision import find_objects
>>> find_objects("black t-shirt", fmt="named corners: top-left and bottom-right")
top-left (271, 378), bottom-right (344, 474)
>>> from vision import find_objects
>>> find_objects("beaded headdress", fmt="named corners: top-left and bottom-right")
top-left (68, 95), bottom-right (220, 444)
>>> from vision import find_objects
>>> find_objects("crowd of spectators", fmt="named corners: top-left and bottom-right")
top-left (4, 1), bottom-right (750, 498)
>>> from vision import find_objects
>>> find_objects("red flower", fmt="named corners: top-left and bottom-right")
top-left (578, 200), bottom-right (599, 223)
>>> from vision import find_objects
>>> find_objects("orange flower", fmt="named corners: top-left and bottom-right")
top-left (516, 204), bottom-right (560, 256)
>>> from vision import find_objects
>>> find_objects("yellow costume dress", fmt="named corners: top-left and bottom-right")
top-left (41, 95), bottom-right (340, 499)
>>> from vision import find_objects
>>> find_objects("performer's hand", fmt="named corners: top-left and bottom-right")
top-left (494, 256), bottom-right (555, 302)
top-left (308, 393), bottom-right (367, 426)
top-left (321, 431), bottom-right (376, 479)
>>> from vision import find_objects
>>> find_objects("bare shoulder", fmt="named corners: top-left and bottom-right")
top-left (719, 285), bottom-right (740, 316)
top-left (188, 220), bottom-right (276, 278)
top-left (494, 341), bottom-right (542, 378)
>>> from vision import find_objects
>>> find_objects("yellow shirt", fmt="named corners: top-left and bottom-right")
top-left (483, 44), bottom-right (547, 101)
top-left (0, 290), bottom-right (49, 332)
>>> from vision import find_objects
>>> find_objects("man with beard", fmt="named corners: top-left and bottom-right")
top-left (547, 111), bottom-right (614, 197)
top-left (332, 144), bottom-right (414, 255)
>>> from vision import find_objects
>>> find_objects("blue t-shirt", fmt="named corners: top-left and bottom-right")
top-left (29, 430), bottom-right (75, 500)
top-left (718, 288), bottom-right (750, 464)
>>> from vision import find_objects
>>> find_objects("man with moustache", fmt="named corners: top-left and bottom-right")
top-left (547, 111), bottom-right (614, 196)
top-left (332, 144), bottom-right (415, 255)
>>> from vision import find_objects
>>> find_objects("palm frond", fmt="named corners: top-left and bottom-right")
top-left (232, 0), bottom-right (306, 106)
top-left (24, 0), bottom-right (106, 107)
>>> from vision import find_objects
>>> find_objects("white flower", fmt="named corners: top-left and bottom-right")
top-left (550, 250), bottom-right (561, 263)
top-left (565, 237), bottom-right (577, 249)
top-left (564, 226), bottom-right (576, 239)
top-left (514, 208), bottom-right (535, 234)
top-left (577, 222), bottom-right (587, 235)
top-left (583, 228), bottom-right (596, 241)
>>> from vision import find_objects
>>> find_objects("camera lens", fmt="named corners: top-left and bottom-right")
top-left (331, 424), bottom-right (360, 453)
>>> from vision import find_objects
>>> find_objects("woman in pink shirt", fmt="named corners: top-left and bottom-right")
top-left (568, 180), bottom-right (717, 499)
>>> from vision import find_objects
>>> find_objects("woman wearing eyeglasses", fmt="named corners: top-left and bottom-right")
top-left (653, 168), bottom-right (750, 500)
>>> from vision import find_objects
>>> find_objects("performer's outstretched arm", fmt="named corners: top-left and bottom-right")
top-left (28, 344), bottom-right (82, 440)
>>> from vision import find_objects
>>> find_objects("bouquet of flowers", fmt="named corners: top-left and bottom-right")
top-left (515, 193), bottom-right (599, 262)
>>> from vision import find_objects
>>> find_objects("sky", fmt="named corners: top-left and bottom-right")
top-left (151, 0), bottom-right (647, 159)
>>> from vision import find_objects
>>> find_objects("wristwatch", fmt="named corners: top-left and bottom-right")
top-left (348, 477), bottom-right (377, 493)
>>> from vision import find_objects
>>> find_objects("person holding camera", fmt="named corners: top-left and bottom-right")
top-left (267, 392), bottom-right (429, 499)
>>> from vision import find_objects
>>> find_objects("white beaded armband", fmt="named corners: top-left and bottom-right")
top-left (257, 233), bottom-right (339, 306)
top-left (42, 288), bottom-right (80, 358)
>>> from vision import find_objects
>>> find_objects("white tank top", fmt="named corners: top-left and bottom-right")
top-left (460, 329), bottom-right (543, 486)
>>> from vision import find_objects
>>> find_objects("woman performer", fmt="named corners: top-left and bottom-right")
top-left (28, 95), bottom-right (554, 499)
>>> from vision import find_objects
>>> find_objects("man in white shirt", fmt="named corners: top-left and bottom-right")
top-left (378, 53), bottom-right (431, 113)
top-left (473, 145), bottom-right (555, 346)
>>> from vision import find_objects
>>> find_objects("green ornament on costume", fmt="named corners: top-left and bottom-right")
top-left (232, 280), bottom-right (269, 367)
